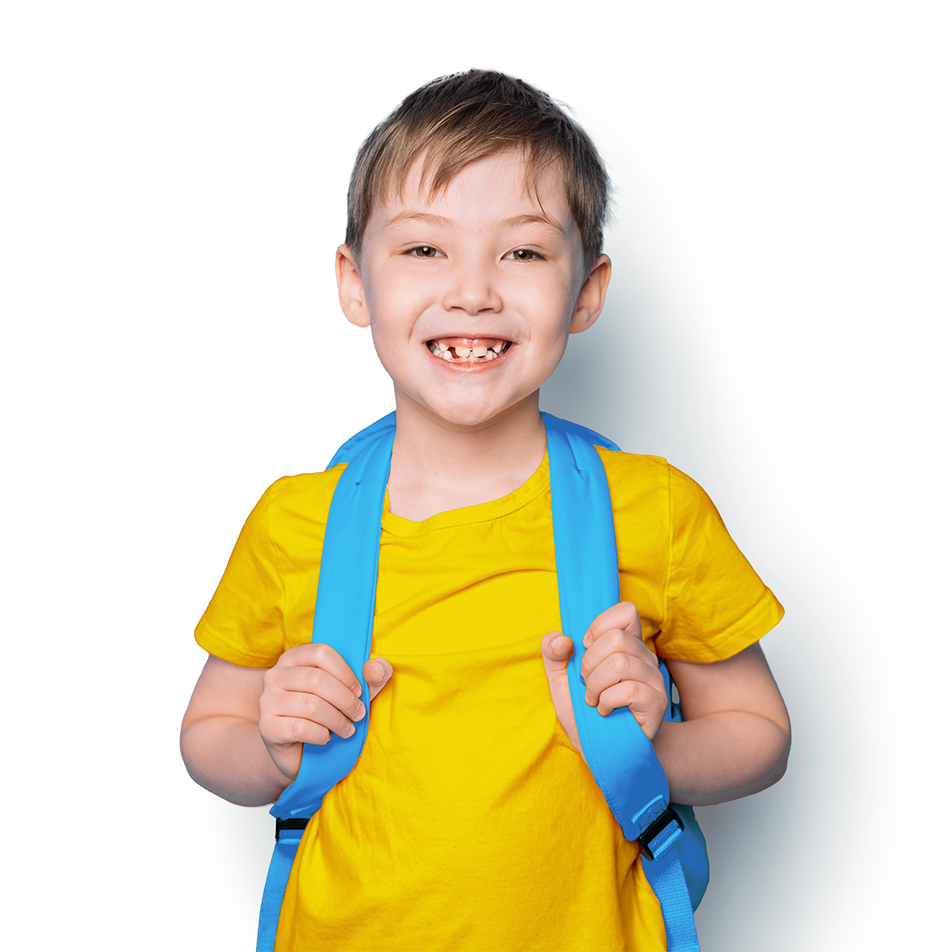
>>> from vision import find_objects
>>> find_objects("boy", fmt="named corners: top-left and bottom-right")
top-left (181, 70), bottom-right (790, 951)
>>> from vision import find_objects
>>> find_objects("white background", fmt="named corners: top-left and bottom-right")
top-left (167, 36), bottom-right (933, 952)
top-left (484, 36), bottom-right (932, 952)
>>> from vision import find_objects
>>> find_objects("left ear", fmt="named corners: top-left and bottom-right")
top-left (569, 254), bottom-right (612, 334)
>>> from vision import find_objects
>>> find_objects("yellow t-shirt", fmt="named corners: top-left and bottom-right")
top-left (196, 448), bottom-right (784, 952)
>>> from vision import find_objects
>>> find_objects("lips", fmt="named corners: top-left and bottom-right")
top-left (426, 338), bottom-right (511, 362)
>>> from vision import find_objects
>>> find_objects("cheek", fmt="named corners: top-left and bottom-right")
top-left (368, 272), bottom-right (431, 324)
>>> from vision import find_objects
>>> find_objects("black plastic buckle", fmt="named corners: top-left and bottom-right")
top-left (275, 817), bottom-right (309, 841)
top-left (636, 806), bottom-right (683, 861)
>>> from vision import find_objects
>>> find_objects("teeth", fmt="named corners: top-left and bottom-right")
top-left (427, 340), bottom-right (511, 361)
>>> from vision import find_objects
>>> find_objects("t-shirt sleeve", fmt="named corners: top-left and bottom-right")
top-left (599, 450), bottom-right (783, 663)
top-left (658, 464), bottom-right (784, 663)
top-left (194, 482), bottom-right (288, 668)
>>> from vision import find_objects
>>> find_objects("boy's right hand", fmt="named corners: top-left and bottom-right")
top-left (258, 644), bottom-right (393, 783)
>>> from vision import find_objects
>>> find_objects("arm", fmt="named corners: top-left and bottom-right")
top-left (180, 647), bottom-right (393, 807)
top-left (541, 602), bottom-right (790, 807)
top-left (656, 643), bottom-right (790, 805)
top-left (180, 656), bottom-right (287, 807)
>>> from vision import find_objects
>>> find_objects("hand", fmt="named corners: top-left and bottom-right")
top-left (258, 643), bottom-right (393, 782)
top-left (541, 601), bottom-right (668, 758)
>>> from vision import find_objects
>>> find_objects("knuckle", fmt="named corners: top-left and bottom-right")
top-left (303, 666), bottom-right (331, 695)
top-left (284, 718), bottom-right (309, 743)
top-left (287, 716), bottom-right (330, 746)
top-left (279, 644), bottom-right (309, 665)
top-left (300, 692), bottom-right (329, 720)
top-left (604, 629), bottom-right (627, 652)
top-left (311, 723), bottom-right (334, 746)
top-left (617, 679), bottom-right (644, 707)
top-left (607, 654), bottom-right (630, 678)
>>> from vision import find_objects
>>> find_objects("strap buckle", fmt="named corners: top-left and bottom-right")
top-left (636, 805), bottom-right (684, 862)
top-left (274, 817), bottom-right (309, 841)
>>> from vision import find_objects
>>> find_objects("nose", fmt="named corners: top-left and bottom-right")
top-left (442, 256), bottom-right (503, 315)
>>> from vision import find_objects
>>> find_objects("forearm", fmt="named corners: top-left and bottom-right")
top-left (652, 711), bottom-right (790, 806)
top-left (180, 715), bottom-right (292, 807)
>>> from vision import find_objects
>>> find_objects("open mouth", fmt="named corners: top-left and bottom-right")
top-left (426, 338), bottom-right (512, 362)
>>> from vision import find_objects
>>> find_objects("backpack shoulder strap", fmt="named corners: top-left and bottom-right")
top-left (544, 413), bottom-right (704, 951)
top-left (256, 413), bottom-right (395, 952)
top-left (266, 413), bottom-right (396, 825)
top-left (257, 412), bottom-right (705, 952)
top-left (544, 411), bottom-right (671, 835)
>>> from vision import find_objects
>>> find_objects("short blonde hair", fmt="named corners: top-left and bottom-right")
top-left (346, 70), bottom-right (611, 270)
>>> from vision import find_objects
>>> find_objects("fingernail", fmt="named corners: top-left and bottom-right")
top-left (585, 692), bottom-right (594, 705)
top-left (355, 703), bottom-right (366, 720)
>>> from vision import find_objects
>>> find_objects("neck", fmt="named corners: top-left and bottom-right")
top-left (386, 395), bottom-right (547, 522)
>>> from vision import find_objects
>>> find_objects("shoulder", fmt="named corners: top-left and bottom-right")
top-left (194, 465), bottom-right (350, 668)
top-left (596, 447), bottom-right (713, 520)
top-left (259, 464), bottom-right (348, 503)
top-left (252, 464), bottom-right (348, 530)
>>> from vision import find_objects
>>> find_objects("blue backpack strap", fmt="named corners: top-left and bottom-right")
top-left (543, 412), bottom-right (704, 951)
top-left (256, 414), bottom-right (396, 952)
top-left (258, 411), bottom-right (706, 951)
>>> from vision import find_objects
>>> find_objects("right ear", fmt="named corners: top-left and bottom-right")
top-left (336, 244), bottom-right (371, 328)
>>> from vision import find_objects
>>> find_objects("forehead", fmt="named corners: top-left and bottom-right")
top-left (383, 149), bottom-right (572, 219)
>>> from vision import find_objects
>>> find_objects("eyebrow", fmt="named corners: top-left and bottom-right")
top-left (384, 210), bottom-right (565, 235)
top-left (384, 211), bottom-right (454, 229)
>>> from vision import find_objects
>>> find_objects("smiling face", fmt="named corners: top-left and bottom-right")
top-left (336, 150), bottom-right (611, 433)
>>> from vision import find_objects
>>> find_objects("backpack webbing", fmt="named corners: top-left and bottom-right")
top-left (256, 412), bottom-right (706, 951)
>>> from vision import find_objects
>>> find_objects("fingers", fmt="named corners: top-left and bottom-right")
top-left (582, 640), bottom-right (660, 705)
top-left (260, 673), bottom-right (364, 751)
top-left (582, 601), bottom-right (642, 649)
top-left (363, 657), bottom-right (394, 702)
top-left (583, 654), bottom-right (663, 715)
top-left (578, 602), bottom-right (667, 738)
top-left (540, 632), bottom-right (585, 761)
top-left (541, 631), bottom-right (574, 666)
top-left (260, 645), bottom-right (381, 755)
top-left (580, 602), bottom-right (653, 678)
top-left (277, 642), bottom-right (363, 695)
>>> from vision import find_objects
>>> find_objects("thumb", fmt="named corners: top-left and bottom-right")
top-left (541, 631), bottom-right (574, 676)
top-left (363, 657), bottom-right (394, 703)
top-left (540, 632), bottom-right (584, 762)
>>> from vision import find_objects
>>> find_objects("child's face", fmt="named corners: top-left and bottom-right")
top-left (337, 150), bottom-right (610, 430)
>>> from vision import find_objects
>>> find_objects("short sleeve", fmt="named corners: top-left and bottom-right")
top-left (194, 483), bottom-right (288, 667)
top-left (195, 467), bottom-right (345, 666)
top-left (660, 465), bottom-right (784, 662)
top-left (597, 449), bottom-right (783, 663)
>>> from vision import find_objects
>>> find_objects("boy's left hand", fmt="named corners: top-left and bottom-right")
top-left (541, 602), bottom-right (668, 758)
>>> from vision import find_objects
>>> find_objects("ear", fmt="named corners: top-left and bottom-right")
top-left (569, 254), bottom-right (611, 335)
top-left (336, 244), bottom-right (371, 328)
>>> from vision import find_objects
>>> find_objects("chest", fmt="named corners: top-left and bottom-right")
top-left (374, 500), bottom-right (559, 651)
